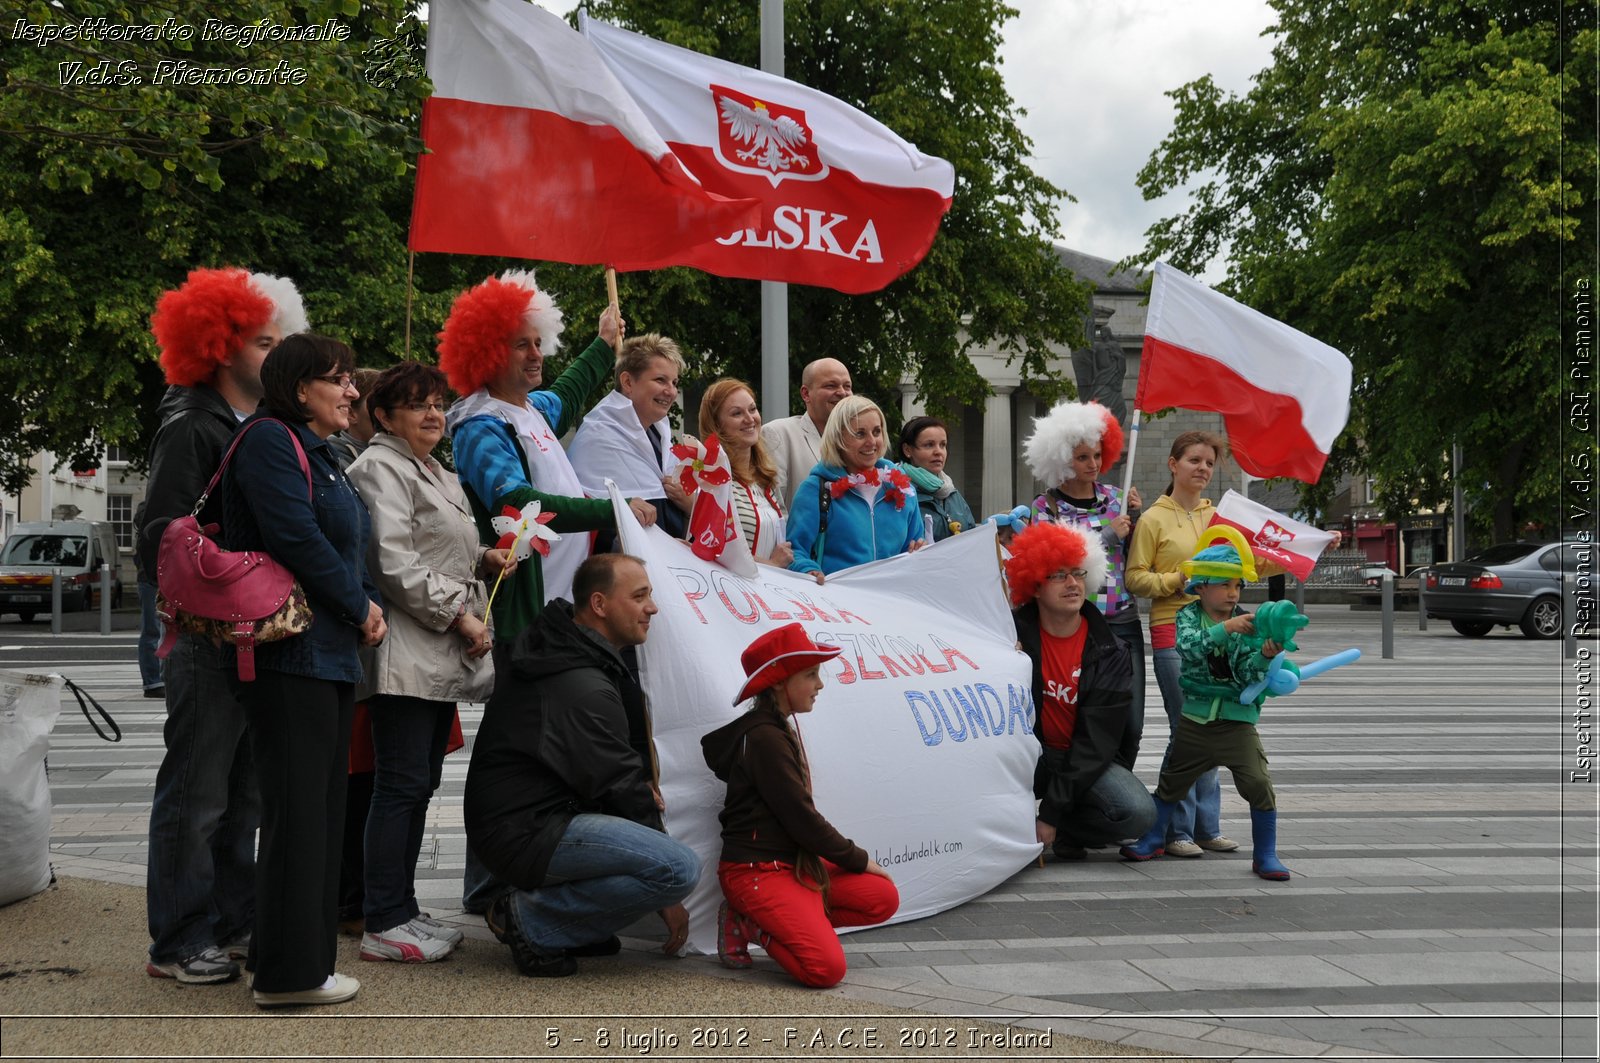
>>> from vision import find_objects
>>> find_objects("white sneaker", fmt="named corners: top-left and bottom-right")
top-left (360, 919), bottom-right (454, 963)
top-left (253, 972), bottom-right (360, 1007)
top-left (413, 913), bottom-right (465, 947)
top-left (1165, 839), bottom-right (1204, 858)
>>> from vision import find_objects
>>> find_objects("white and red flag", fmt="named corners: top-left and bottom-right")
top-left (1136, 262), bottom-right (1352, 482)
top-left (671, 435), bottom-right (756, 576)
top-left (1207, 489), bottom-right (1336, 582)
top-left (578, 14), bottom-right (955, 293)
top-left (410, 0), bottom-right (759, 264)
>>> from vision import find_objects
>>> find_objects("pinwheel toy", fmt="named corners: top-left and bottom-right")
top-left (486, 500), bottom-right (560, 614)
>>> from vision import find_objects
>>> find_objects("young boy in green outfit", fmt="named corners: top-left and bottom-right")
top-left (1120, 534), bottom-right (1292, 880)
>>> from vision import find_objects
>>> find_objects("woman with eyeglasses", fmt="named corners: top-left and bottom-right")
top-left (219, 335), bottom-right (387, 1007)
top-left (345, 362), bottom-right (517, 965)
top-left (786, 396), bottom-right (925, 580)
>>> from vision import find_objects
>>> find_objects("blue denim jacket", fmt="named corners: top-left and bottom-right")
top-left (219, 415), bottom-right (378, 683)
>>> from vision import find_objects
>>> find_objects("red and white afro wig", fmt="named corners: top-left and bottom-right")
top-left (437, 268), bottom-right (565, 396)
top-left (1022, 400), bottom-right (1126, 486)
top-left (150, 268), bottom-right (309, 387)
top-left (1003, 520), bottom-right (1108, 607)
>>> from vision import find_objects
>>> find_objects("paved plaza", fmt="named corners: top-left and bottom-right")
top-left (4, 603), bottom-right (1596, 1060)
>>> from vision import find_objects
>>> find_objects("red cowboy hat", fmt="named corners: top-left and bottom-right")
top-left (733, 623), bottom-right (841, 705)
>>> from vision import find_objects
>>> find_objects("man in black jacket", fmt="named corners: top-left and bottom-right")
top-left (1007, 522), bottom-right (1155, 861)
top-left (141, 268), bottom-right (307, 984)
top-left (466, 553), bottom-right (699, 977)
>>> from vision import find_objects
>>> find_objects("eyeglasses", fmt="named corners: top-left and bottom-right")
top-left (313, 373), bottom-right (355, 390)
top-left (404, 401), bottom-right (447, 414)
top-left (1045, 569), bottom-right (1090, 584)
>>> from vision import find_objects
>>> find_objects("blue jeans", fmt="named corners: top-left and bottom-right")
top-left (363, 695), bottom-right (453, 932)
top-left (1152, 645), bottom-right (1221, 843)
top-left (146, 634), bottom-right (258, 963)
top-left (507, 814), bottom-right (700, 951)
top-left (137, 579), bottom-right (163, 691)
top-left (1060, 764), bottom-right (1157, 847)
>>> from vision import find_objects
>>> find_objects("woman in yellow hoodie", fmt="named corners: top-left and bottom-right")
top-left (1125, 431), bottom-right (1238, 858)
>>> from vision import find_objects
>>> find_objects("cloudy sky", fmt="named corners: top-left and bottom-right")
top-left (999, 0), bottom-right (1279, 271)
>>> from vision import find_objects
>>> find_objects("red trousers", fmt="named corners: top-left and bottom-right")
top-left (718, 859), bottom-right (899, 988)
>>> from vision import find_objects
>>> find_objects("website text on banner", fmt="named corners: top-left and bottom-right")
top-left (410, 0), bottom-right (759, 266)
top-left (1208, 490), bottom-right (1336, 582)
top-left (1132, 261), bottom-right (1353, 484)
top-left (579, 14), bottom-right (954, 294)
top-left (612, 488), bottom-right (1038, 956)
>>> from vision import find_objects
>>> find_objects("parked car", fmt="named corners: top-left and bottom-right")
top-left (1423, 541), bottom-right (1582, 639)
top-left (0, 520), bottom-right (124, 622)
top-left (1360, 564), bottom-right (1427, 590)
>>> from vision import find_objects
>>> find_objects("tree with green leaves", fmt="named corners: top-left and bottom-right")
top-left (0, 0), bottom-right (479, 492)
top-left (1133, 0), bottom-right (1593, 541)
top-left (2, 0), bottom-right (1085, 493)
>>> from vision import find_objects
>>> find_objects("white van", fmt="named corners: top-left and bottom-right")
top-left (0, 520), bottom-right (124, 622)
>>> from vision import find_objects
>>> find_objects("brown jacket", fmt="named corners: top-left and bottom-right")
top-left (700, 700), bottom-right (868, 872)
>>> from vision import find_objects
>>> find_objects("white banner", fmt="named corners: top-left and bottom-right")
top-left (612, 489), bottom-right (1040, 955)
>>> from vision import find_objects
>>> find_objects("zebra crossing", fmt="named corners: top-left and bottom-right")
top-left (13, 607), bottom-right (1598, 1060)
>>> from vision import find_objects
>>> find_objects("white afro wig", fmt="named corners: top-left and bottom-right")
top-left (1022, 401), bottom-right (1125, 486)
top-left (248, 272), bottom-right (310, 337)
top-left (499, 267), bottom-right (565, 357)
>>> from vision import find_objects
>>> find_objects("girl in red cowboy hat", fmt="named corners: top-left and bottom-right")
top-left (700, 623), bottom-right (898, 987)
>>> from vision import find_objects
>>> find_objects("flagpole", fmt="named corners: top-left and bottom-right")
top-left (605, 267), bottom-right (622, 354)
top-left (404, 250), bottom-right (416, 359)
top-left (759, 0), bottom-right (789, 424)
top-left (1121, 407), bottom-right (1142, 498)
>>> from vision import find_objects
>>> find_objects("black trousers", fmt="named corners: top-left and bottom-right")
top-left (232, 669), bottom-right (353, 993)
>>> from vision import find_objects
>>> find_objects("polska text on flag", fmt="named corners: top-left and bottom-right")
top-left (579, 14), bottom-right (955, 294)
top-left (1207, 490), bottom-right (1336, 583)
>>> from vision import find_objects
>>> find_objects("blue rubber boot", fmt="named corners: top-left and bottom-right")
top-left (1119, 798), bottom-right (1173, 861)
top-left (1251, 808), bottom-right (1291, 881)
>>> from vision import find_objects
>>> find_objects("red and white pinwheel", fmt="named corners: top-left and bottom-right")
top-left (672, 434), bottom-right (732, 497)
top-left (671, 434), bottom-right (739, 563)
top-left (492, 500), bottom-right (561, 560)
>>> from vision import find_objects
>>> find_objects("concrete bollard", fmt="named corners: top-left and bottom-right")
top-left (100, 567), bottom-right (112, 635)
top-left (1381, 572), bottom-right (1395, 659)
top-left (1418, 572), bottom-right (1427, 631)
top-left (51, 567), bottom-right (63, 635)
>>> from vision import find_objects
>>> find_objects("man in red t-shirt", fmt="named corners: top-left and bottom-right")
top-left (1007, 523), bottom-right (1156, 860)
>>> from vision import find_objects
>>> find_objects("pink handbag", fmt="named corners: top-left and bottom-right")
top-left (155, 419), bottom-right (315, 682)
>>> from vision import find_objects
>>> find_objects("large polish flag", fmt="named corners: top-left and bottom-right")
top-left (1137, 262), bottom-right (1352, 483)
top-left (580, 14), bottom-right (955, 294)
top-left (409, 0), bottom-right (760, 264)
top-left (1207, 490), bottom-right (1335, 582)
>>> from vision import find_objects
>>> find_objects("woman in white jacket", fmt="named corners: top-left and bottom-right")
top-left (347, 362), bottom-right (515, 964)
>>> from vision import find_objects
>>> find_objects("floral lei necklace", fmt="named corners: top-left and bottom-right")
top-left (829, 465), bottom-right (913, 509)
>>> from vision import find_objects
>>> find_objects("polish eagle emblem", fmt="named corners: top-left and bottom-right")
top-left (719, 96), bottom-right (810, 173)
top-left (710, 83), bottom-right (828, 187)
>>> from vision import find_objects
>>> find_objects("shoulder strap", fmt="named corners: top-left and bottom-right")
top-left (815, 477), bottom-right (832, 561)
top-left (62, 677), bottom-right (121, 743)
top-left (191, 419), bottom-right (313, 517)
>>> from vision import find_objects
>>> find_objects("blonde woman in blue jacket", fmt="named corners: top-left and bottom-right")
top-left (786, 396), bottom-right (925, 580)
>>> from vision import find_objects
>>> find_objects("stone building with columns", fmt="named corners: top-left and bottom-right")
top-left (899, 245), bottom-right (1290, 520)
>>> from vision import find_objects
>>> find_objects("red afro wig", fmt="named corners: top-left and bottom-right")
top-left (437, 269), bottom-right (566, 396)
top-left (1003, 520), bottom-right (1108, 607)
top-left (150, 268), bottom-right (275, 387)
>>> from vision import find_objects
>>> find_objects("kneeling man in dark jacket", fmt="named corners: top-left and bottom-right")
top-left (465, 553), bottom-right (699, 976)
top-left (1007, 522), bottom-right (1156, 861)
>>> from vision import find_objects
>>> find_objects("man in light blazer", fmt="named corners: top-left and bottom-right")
top-left (761, 357), bottom-right (852, 510)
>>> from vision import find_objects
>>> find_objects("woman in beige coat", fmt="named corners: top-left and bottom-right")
top-left (346, 362), bottom-right (515, 964)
